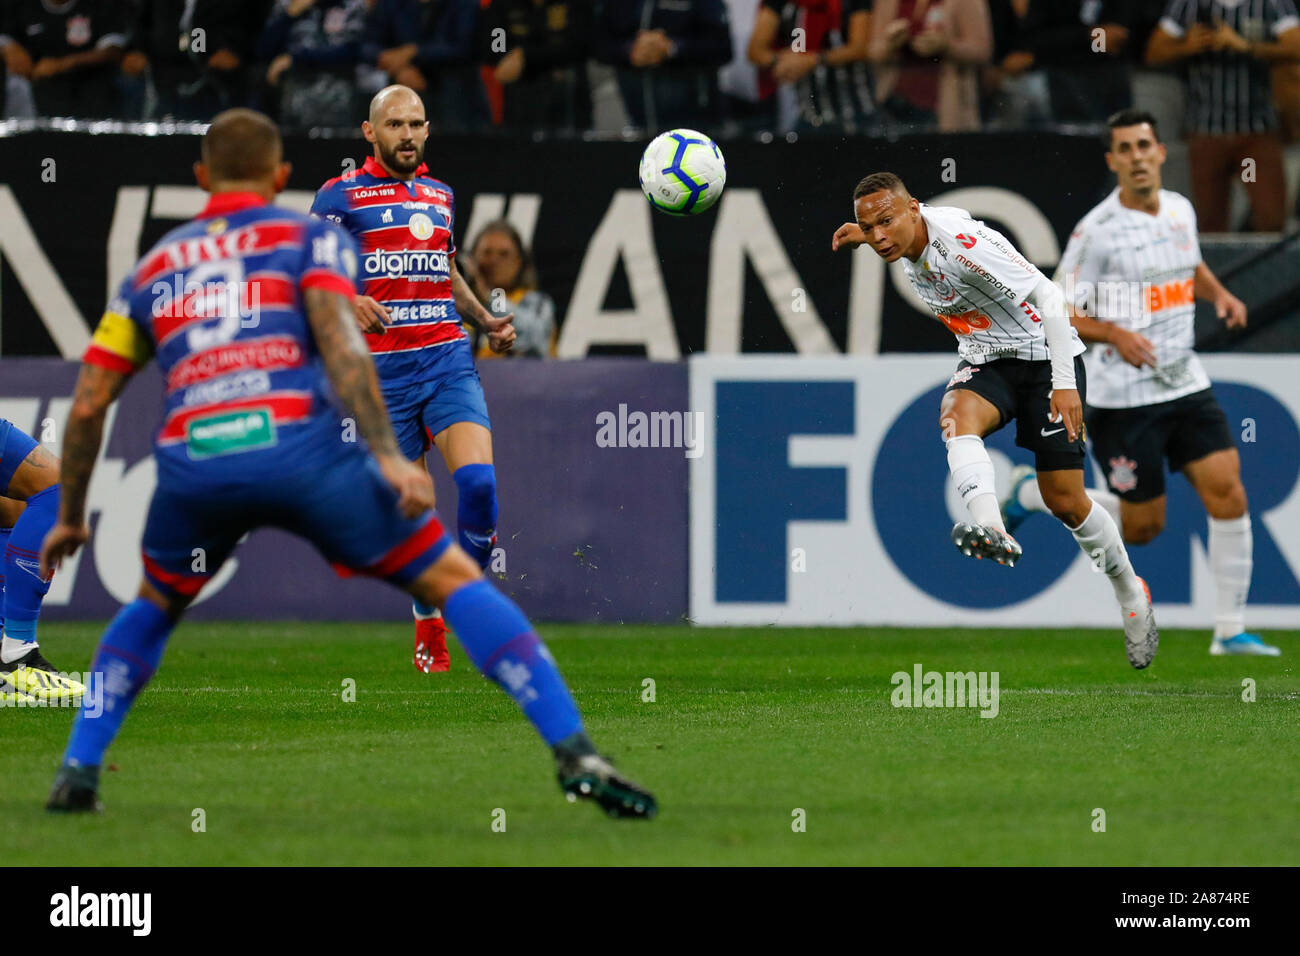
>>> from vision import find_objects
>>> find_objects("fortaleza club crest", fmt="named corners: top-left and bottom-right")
top-left (1108, 455), bottom-right (1139, 493)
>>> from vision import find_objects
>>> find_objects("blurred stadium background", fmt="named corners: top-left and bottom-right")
top-left (1, 0), bottom-right (1299, 630)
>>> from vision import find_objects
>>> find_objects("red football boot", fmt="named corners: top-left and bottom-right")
top-left (414, 616), bottom-right (450, 673)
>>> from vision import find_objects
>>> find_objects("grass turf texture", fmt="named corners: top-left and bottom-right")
top-left (3, 622), bottom-right (1296, 865)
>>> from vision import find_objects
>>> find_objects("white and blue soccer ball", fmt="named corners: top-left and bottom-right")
top-left (638, 129), bottom-right (726, 216)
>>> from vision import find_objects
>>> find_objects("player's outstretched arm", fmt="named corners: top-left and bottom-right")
top-left (40, 363), bottom-right (132, 576)
top-left (303, 287), bottom-right (433, 517)
top-left (450, 258), bottom-right (516, 353)
top-left (831, 222), bottom-right (867, 251)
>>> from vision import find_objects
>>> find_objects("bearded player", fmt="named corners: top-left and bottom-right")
top-left (312, 86), bottom-right (515, 674)
top-left (832, 172), bottom-right (1159, 669)
top-left (1000, 109), bottom-right (1279, 657)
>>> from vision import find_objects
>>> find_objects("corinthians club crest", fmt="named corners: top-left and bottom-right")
top-left (1108, 455), bottom-right (1138, 493)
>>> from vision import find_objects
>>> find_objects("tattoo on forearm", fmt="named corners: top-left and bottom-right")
top-left (451, 265), bottom-right (489, 328)
top-left (304, 287), bottom-right (401, 458)
top-left (62, 363), bottom-right (127, 524)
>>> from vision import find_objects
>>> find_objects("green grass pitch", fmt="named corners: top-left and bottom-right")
top-left (3, 622), bottom-right (1297, 865)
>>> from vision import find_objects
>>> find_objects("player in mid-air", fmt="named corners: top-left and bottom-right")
top-left (832, 172), bottom-right (1159, 668)
top-left (40, 109), bottom-right (655, 818)
top-left (311, 86), bottom-right (514, 675)
top-left (1001, 109), bottom-right (1279, 657)
top-left (0, 431), bottom-right (84, 704)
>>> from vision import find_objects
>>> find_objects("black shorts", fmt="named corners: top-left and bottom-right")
top-left (944, 355), bottom-right (1088, 471)
top-left (1086, 387), bottom-right (1234, 503)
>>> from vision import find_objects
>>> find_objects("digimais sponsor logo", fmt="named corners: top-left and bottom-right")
top-left (364, 248), bottom-right (449, 279)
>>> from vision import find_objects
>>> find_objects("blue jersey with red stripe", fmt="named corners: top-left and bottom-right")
top-left (311, 156), bottom-right (467, 385)
top-left (85, 192), bottom-right (361, 487)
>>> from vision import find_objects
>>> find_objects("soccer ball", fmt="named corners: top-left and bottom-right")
top-left (638, 129), bottom-right (726, 216)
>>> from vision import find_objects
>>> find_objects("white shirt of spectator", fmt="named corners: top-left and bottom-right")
top-left (1055, 188), bottom-right (1210, 409)
top-left (902, 204), bottom-right (1085, 367)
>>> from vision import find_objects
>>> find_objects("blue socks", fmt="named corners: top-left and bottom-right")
top-left (443, 580), bottom-right (582, 746)
top-left (0, 526), bottom-right (10, 633)
top-left (63, 599), bottom-right (174, 768)
top-left (453, 464), bottom-right (497, 569)
top-left (3, 486), bottom-right (58, 646)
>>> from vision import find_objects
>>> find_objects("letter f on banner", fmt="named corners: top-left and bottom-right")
top-left (714, 381), bottom-right (853, 602)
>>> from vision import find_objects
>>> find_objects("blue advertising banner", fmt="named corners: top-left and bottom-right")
top-left (0, 358), bottom-right (689, 622)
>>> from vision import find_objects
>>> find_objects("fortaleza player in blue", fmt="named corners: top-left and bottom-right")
top-left (40, 109), bottom-right (655, 819)
top-left (311, 85), bottom-right (516, 675)
top-left (0, 425), bottom-right (85, 705)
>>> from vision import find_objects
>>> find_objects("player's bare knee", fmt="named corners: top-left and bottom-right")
top-left (137, 579), bottom-right (189, 622)
top-left (1204, 481), bottom-right (1248, 520)
top-left (1042, 488), bottom-right (1091, 528)
top-left (1124, 519), bottom-right (1163, 545)
top-left (411, 545), bottom-right (482, 608)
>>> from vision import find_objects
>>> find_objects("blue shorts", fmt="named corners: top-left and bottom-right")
top-left (0, 419), bottom-right (39, 498)
top-left (382, 342), bottom-right (491, 461)
top-left (140, 445), bottom-right (452, 600)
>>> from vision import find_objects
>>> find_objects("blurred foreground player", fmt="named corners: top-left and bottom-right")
top-left (0, 431), bottom-right (84, 704)
top-left (832, 172), bottom-right (1159, 668)
top-left (41, 109), bottom-right (654, 818)
top-left (1003, 108), bottom-right (1278, 657)
top-left (312, 85), bottom-right (516, 674)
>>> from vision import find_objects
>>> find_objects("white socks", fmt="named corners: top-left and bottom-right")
top-left (947, 435), bottom-right (1005, 532)
top-left (1, 635), bottom-right (37, 664)
top-left (1069, 501), bottom-right (1144, 607)
top-left (1209, 515), bottom-right (1252, 639)
top-left (1017, 476), bottom-right (1122, 529)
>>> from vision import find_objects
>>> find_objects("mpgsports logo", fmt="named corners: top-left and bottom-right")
top-left (689, 356), bottom-right (1300, 627)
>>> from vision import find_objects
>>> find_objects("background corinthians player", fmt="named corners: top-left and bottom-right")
top-left (832, 172), bottom-right (1159, 669)
top-left (1002, 109), bottom-right (1279, 658)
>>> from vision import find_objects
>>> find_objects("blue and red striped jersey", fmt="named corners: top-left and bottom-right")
top-left (311, 156), bottom-right (466, 384)
top-left (85, 191), bottom-right (362, 483)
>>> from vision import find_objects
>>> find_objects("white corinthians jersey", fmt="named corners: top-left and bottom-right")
top-left (902, 204), bottom-right (1085, 366)
top-left (1055, 188), bottom-right (1210, 408)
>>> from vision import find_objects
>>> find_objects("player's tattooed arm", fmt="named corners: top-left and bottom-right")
top-left (303, 287), bottom-right (402, 459)
top-left (450, 258), bottom-right (516, 353)
top-left (59, 364), bottom-right (131, 526)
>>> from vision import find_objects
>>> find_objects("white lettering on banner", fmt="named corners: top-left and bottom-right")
top-left (8, 182), bottom-right (1062, 361)
top-left (688, 355), bottom-right (1300, 629)
top-left (19, 399), bottom-right (240, 607)
top-left (706, 190), bottom-right (836, 355)
top-left (558, 190), bottom-right (681, 359)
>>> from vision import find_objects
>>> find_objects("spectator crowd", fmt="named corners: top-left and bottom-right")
top-left (1, 0), bottom-right (1298, 233)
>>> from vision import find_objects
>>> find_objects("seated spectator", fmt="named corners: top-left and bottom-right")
top-left (122, 0), bottom-right (270, 121)
top-left (1148, 0), bottom-right (1300, 232)
top-left (365, 0), bottom-right (488, 132)
top-left (258, 0), bottom-right (368, 131)
top-left (2, 0), bottom-right (129, 119)
top-left (482, 0), bottom-right (593, 134)
top-left (1020, 0), bottom-right (1131, 125)
top-left (464, 221), bottom-right (556, 359)
top-left (595, 0), bottom-right (732, 131)
top-left (746, 0), bottom-right (875, 135)
top-left (870, 0), bottom-right (992, 132)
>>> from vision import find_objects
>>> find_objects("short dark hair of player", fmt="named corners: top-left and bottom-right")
top-left (1105, 109), bottom-right (1160, 150)
top-left (202, 109), bottom-right (283, 184)
top-left (852, 172), bottom-right (910, 202)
